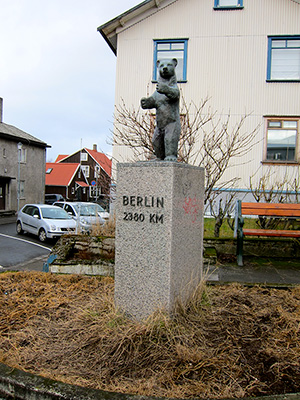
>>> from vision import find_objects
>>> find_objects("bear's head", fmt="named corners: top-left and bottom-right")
top-left (157, 58), bottom-right (177, 80)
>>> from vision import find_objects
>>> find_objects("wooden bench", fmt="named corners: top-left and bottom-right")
top-left (234, 200), bottom-right (300, 266)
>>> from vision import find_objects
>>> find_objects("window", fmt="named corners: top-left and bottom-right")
top-left (214, 0), bottom-right (243, 9)
top-left (3, 148), bottom-right (6, 158)
top-left (80, 152), bottom-right (88, 162)
top-left (20, 181), bottom-right (25, 198)
top-left (81, 165), bottom-right (89, 178)
top-left (267, 37), bottom-right (300, 81)
top-left (90, 186), bottom-right (101, 198)
top-left (153, 39), bottom-right (188, 82)
top-left (23, 205), bottom-right (34, 215)
top-left (32, 207), bottom-right (40, 218)
top-left (20, 148), bottom-right (26, 163)
top-left (65, 204), bottom-right (75, 215)
top-left (94, 165), bottom-right (100, 178)
top-left (265, 119), bottom-right (298, 162)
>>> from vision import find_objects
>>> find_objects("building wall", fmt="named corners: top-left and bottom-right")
top-left (0, 138), bottom-right (46, 210)
top-left (112, 0), bottom-right (300, 189)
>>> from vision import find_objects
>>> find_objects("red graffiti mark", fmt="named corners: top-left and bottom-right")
top-left (183, 197), bottom-right (200, 223)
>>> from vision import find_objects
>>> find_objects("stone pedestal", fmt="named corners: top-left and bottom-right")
top-left (115, 162), bottom-right (205, 320)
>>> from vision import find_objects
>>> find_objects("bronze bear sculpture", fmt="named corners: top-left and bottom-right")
top-left (141, 58), bottom-right (181, 161)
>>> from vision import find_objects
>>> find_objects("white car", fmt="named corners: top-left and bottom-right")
top-left (16, 204), bottom-right (76, 242)
top-left (53, 202), bottom-right (106, 233)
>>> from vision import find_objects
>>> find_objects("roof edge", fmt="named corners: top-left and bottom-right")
top-left (0, 131), bottom-right (50, 148)
top-left (97, 0), bottom-right (163, 54)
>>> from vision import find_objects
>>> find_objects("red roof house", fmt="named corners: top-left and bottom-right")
top-left (45, 163), bottom-right (89, 202)
top-left (55, 145), bottom-right (112, 208)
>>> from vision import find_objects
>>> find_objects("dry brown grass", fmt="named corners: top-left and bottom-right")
top-left (0, 271), bottom-right (299, 398)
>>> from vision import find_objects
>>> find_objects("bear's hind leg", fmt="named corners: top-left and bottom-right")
top-left (164, 122), bottom-right (180, 162)
top-left (152, 127), bottom-right (165, 160)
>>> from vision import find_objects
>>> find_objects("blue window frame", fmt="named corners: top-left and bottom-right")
top-left (267, 36), bottom-right (300, 81)
top-left (214, 0), bottom-right (243, 9)
top-left (153, 39), bottom-right (188, 82)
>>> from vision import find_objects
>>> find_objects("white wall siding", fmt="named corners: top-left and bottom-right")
top-left (112, 0), bottom-right (300, 190)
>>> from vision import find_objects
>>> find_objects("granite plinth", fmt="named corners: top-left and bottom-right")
top-left (115, 162), bottom-right (205, 320)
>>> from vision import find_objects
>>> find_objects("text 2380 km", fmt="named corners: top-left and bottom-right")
top-left (123, 212), bottom-right (164, 224)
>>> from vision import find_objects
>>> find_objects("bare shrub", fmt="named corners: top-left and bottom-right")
top-left (90, 216), bottom-right (116, 237)
top-left (113, 94), bottom-right (260, 235)
top-left (249, 167), bottom-right (300, 229)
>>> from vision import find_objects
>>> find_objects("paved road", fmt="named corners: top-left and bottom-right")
top-left (0, 222), bottom-right (53, 271)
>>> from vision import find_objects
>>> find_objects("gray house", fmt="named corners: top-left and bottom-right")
top-left (0, 98), bottom-right (49, 213)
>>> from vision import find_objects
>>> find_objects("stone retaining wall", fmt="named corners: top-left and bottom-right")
top-left (49, 235), bottom-right (300, 276)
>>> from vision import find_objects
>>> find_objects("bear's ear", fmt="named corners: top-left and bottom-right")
top-left (157, 60), bottom-right (161, 67)
top-left (172, 58), bottom-right (178, 67)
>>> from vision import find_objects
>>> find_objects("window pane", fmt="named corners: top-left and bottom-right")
top-left (80, 153), bottom-right (87, 161)
top-left (157, 43), bottom-right (170, 51)
top-left (218, 0), bottom-right (238, 5)
top-left (272, 40), bottom-right (286, 48)
top-left (20, 149), bottom-right (26, 162)
top-left (287, 40), bottom-right (300, 48)
top-left (268, 121), bottom-right (281, 128)
top-left (267, 128), bottom-right (297, 161)
top-left (271, 48), bottom-right (300, 79)
top-left (282, 121), bottom-right (297, 129)
top-left (82, 166), bottom-right (89, 177)
top-left (20, 181), bottom-right (25, 198)
top-left (171, 43), bottom-right (184, 50)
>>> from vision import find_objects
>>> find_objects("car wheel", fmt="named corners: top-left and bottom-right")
top-left (38, 228), bottom-right (47, 242)
top-left (16, 221), bottom-right (24, 235)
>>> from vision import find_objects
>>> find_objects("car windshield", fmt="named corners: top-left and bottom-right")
top-left (41, 207), bottom-right (71, 220)
top-left (74, 204), bottom-right (102, 217)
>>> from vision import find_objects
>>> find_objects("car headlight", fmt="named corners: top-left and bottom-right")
top-left (50, 225), bottom-right (57, 231)
top-left (80, 218), bottom-right (88, 225)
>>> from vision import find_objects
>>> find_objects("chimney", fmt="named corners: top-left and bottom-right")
top-left (0, 98), bottom-right (3, 123)
top-left (93, 144), bottom-right (97, 152)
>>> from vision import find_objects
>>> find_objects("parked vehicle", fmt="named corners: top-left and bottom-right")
top-left (16, 204), bottom-right (76, 242)
top-left (45, 194), bottom-right (65, 205)
top-left (53, 202), bottom-right (106, 233)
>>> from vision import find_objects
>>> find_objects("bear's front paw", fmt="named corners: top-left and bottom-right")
top-left (156, 83), bottom-right (167, 94)
top-left (141, 97), bottom-right (149, 109)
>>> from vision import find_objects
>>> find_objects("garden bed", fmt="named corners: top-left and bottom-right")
top-left (0, 271), bottom-right (299, 399)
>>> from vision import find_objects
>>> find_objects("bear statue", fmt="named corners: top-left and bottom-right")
top-left (141, 58), bottom-right (181, 161)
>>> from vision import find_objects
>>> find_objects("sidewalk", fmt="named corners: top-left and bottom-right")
top-left (3, 258), bottom-right (300, 286)
top-left (3, 254), bottom-right (49, 272)
top-left (0, 215), bottom-right (16, 225)
top-left (205, 258), bottom-right (300, 286)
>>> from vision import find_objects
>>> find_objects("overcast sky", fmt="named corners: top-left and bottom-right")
top-left (0, 0), bottom-right (139, 162)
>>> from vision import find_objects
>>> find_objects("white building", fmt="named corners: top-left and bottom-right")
top-left (98, 0), bottom-right (300, 196)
